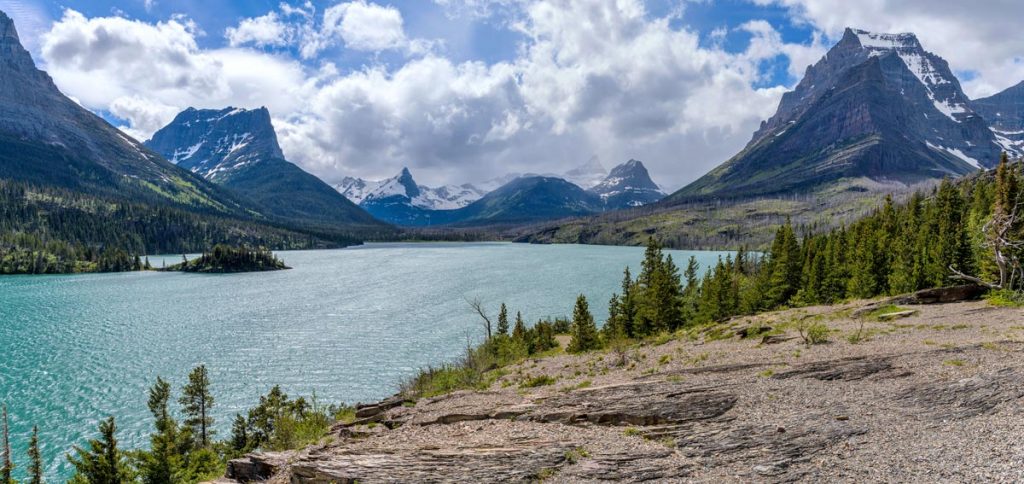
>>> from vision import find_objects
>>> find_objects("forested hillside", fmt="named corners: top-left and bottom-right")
top-left (0, 180), bottom-right (368, 274)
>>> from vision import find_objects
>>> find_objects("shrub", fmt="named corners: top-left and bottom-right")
top-left (520, 375), bottom-right (556, 388)
top-left (986, 289), bottom-right (1024, 307)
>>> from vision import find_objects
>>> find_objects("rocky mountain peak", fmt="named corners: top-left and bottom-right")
top-left (0, 10), bottom-right (19, 43)
top-left (396, 167), bottom-right (421, 199)
top-left (0, 10), bottom-right (47, 77)
top-left (847, 28), bottom-right (922, 51)
top-left (146, 106), bottom-right (285, 181)
top-left (589, 159), bottom-right (664, 208)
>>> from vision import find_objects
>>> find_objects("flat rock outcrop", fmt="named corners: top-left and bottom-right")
top-left (224, 300), bottom-right (1024, 483)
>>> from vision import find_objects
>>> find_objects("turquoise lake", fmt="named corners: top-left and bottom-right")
top-left (0, 242), bottom-right (730, 481)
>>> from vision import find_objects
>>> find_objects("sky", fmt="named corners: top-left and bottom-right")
top-left (3, 0), bottom-right (1024, 190)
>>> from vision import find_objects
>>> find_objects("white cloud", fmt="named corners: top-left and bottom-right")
top-left (227, 1), bottom-right (431, 59)
top-left (324, 0), bottom-right (407, 52)
top-left (752, 0), bottom-right (1024, 98)
top-left (36, 1), bottom-right (835, 189)
top-left (41, 9), bottom-right (310, 140)
top-left (225, 12), bottom-right (292, 48)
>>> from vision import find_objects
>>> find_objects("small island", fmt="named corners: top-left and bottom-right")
top-left (165, 244), bottom-right (289, 273)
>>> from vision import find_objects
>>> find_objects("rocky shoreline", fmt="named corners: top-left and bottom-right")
top-left (216, 295), bottom-right (1024, 483)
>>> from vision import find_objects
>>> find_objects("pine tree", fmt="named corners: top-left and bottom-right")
top-left (143, 377), bottom-right (180, 484)
top-left (496, 303), bottom-right (509, 336)
top-left (1, 404), bottom-right (12, 484)
top-left (68, 417), bottom-right (124, 484)
top-left (230, 414), bottom-right (249, 452)
top-left (511, 312), bottom-right (526, 342)
top-left (27, 426), bottom-right (41, 484)
top-left (680, 256), bottom-right (700, 325)
top-left (179, 365), bottom-right (214, 448)
top-left (617, 267), bottom-right (636, 337)
top-left (765, 220), bottom-right (802, 306)
top-left (567, 295), bottom-right (600, 353)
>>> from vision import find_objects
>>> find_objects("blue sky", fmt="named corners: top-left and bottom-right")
top-left (4, 0), bottom-right (1023, 188)
top-left (17, 0), bottom-right (811, 86)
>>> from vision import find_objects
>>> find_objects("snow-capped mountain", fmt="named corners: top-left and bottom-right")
top-left (972, 81), bottom-right (1024, 156)
top-left (562, 156), bottom-right (608, 189)
top-left (146, 107), bottom-right (285, 181)
top-left (335, 168), bottom-right (486, 211)
top-left (146, 107), bottom-right (379, 226)
top-left (673, 27), bottom-right (1002, 201)
top-left (588, 159), bottom-right (665, 208)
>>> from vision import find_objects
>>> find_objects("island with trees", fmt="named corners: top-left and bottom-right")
top-left (164, 245), bottom-right (289, 273)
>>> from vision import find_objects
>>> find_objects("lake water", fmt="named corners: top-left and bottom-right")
top-left (0, 242), bottom-right (730, 481)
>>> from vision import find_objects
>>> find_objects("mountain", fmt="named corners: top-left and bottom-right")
top-left (972, 81), bottom-right (1024, 156)
top-left (334, 168), bottom-right (486, 225)
top-left (562, 156), bottom-right (607, 189)
top-left (0, 11), bottom-right (252, 213)
top-left (671, 28), bottom-right (1002, 201)
top-left (146, 107), bottom-right (381, 228)
top-left (444, 175), bottom-right (604, 225)
top-left (588, 159), bottom-right (665, 208)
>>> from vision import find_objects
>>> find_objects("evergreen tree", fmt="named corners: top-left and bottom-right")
top-left (496, 303), bottom-right (509, 336)
top-left (511, 312), bottom-right (527, 342)
top-left (143, 377), bottom-right (180, 484)
top-left (179, 365), bottom-right (214, 448)
top-left (603, 294), bottom-right (625, 338)
top-left (617, 267), bottom-right (636, 337)
top-left (230, 414), bottom-right (249, 453)
top-left (68, 417), bottom-right (125, 484)
top-left (765, 220), bottom-right (802, 306)
top-left (27, 426), bottom-right (41, 484)
top-left (567, 295), bottom-right (600, 353)
top-left (681, 256), bottom-right (701, 323)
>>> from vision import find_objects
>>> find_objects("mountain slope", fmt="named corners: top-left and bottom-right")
top-left (0, 11), bottom-right (249, 214)
top-left (671, 28), bottom-right (1000, 201)
top-left (445, 176), bottom-right (605, 226)
top-left (146, 107), bottom-right (381, 228)
top-left (972, 81), bottom-right (1024, 156)
top-left (588, 159), bottom-right (665, 209)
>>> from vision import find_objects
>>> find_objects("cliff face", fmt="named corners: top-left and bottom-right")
top-left (222, 295), bottom-right (1024, 483)
top-left (672, 28), bottom-right (1001, 201)
top-left (146, 107), bottom-right (382, 227)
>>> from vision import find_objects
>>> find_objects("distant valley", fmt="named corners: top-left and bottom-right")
top-left (332, 158), bottom-right (666, 226)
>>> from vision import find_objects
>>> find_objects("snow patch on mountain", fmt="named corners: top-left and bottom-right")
top-left (926, 141), bottom-right (981, 169)
top-left (335, 169), bottom-right (486, 210)
top-left (853, 29), bottom-right (969, 123)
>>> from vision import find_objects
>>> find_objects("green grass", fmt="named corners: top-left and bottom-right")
top-left (943, 359), bottom-right (966, 367)
top-left (986, 289), bottom-right (1024, 307)
top-left (864, 305), bottom-right (910, 321)
top-left (520, 374), bottom-right (557, 388)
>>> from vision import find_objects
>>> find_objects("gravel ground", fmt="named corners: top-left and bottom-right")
top-left (232, 299), bottom-right (1024, 483)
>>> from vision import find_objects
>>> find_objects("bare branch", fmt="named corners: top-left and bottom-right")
top-left (948, 265), bottom-right (1001, 289)
top-left (465, 297), bottom-right (493, 340)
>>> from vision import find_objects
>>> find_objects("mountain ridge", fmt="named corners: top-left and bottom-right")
top-left (671, 27), bottom-right (1001, 202)
top-left (146, 107), bottom-right (382, 228)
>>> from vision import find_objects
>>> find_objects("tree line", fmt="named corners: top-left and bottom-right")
top-left (446, 156), bottom-right (1022, 365)
top-left (0, 179), bottom-right (363, 274)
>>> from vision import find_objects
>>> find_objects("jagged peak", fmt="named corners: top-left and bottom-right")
top-left (0, 9), bottom-right (37, 69)
top-left (0, 10), bottom-right (20, 43)
top-left (847, 28), bottom-right (922, 51)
